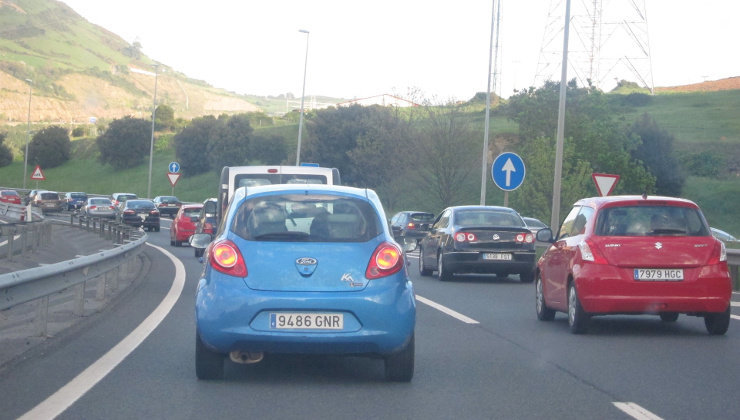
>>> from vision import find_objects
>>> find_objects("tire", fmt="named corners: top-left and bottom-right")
top-left (384, 334), bottom-right (414, 382)
top-left (170, 238), bottom-right (176, 246)
top-left (535, 273), bottom-right (556, 321)
top-left (195, 332), bottom-right (224, 380)
top-left (195, 247), bottom-right (204, 258)
top-left (155, 226), bottom-right (160, 232)
top-left (568, 282), bottom-right (590, 334)
top-left (704, 306), bottom-right (730, 335)
top-left (519, 269), bottom-right (535, 283)
top-left (419, 247), bottom-right (432, 276)
top-left (659, 312), bottom-right (679, 322)
top-left (437, 252), bottom-right (452, 281)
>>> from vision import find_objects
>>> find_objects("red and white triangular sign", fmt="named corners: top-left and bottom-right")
top-left (31, 165), bottom-right (46, 180)
top-left (167, 172), bottom-right (181, 187)
top-left (592, 173), bottom-right (620, 197)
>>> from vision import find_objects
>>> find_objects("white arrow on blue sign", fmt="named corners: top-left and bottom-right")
top-left (491, 152), bottom-right (525, 191)
top-left (169, 162), bottom-right (180, 173)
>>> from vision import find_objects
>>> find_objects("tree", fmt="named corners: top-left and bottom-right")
top-left (629, 113), bottom-right (685, 196)
top-left (28, 125), bottom-right (71, 168)
top-left (207, 114), bottom-right (253, 171)
top-left (155, 104), bottom-right (175, 131)
top-left (250, 133), bottom-right (288, 164)
top-left (173, 115), bottom-right (219, 175)
top-left (97, 117), bottom-right (151, 170)
top-left (0, 133), bottom-right (13, 167)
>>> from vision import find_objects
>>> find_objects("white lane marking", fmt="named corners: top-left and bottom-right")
top-left (731, 301), bottom-right (739, 307)
top-left (415, 295), bottom-right (479, 324)
top-left (613, 402), bottom-right (663, 420)
top-left (19, 243), bottom-right (186, 420)
top-left (731, 315), bottom-right (740, 321)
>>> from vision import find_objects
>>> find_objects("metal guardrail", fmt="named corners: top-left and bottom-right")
top-left (0, 218), bottom-right (147, 337)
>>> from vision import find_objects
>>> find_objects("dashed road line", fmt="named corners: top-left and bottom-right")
top-left (613, 402), bottom-right (663, 420)
top-left (415, 295), bottom-right (479, 324)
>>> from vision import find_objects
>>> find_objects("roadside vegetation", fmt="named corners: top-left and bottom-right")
top-left (0, 82), bottom-right (737, 237)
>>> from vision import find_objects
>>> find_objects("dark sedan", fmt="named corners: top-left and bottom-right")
top-left (418, 205), bottom-right (536, 282)
top-left (117, 199), bottom-right (160, 231)
top-left (390, 211), bottom-right (435, 244)
top-left (152, 195), bottom-right (182, 218)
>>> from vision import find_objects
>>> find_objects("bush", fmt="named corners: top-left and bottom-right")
top-left (27, 125), bottom-right (71, 168)
top-left (96, 117), bottom-right (151, 170)
top-left (0, 133), bottom-right (13, 167)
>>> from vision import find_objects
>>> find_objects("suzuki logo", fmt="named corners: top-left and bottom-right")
top-left (655, 242), bottom-right (663, 250)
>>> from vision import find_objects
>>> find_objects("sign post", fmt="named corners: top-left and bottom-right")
top-left (168, 162), bottom-right (181, 195)
top-left (491, 152), bottom-right (526, 207)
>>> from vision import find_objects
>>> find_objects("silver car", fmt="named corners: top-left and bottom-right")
top-left (81, 197), bottom-right (117, 219)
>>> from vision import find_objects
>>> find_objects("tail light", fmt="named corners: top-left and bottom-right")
top-left (89, 206), bottom-right (97, 210)
top-left (515, 233), bottom-right (534, 243)
top-left (707, 240), bottom-right (727, 264)
top-left (123, 209), bottom-right (135, 215)
top-left (366, 242), bottom-right (403, 279)
top-left (150, 209), bottom-right (160, 216)
top-left (209, 240), bottom-right (247, 277)
top-left (204, 222), bottom-right (214, 234)
top-left (454, 231), bottom-right (477, 242)
top-left (578, 240), bottom-right (608, 264)
top-left (406, 222), bottom-right (416, 230)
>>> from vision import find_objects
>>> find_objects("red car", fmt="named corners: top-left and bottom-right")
top-left (0, 190), bottom-right (22, 205)
top-left (170, 204), bottom-right (203, 246)
top-left (535, 195), bottom-right (731, 335)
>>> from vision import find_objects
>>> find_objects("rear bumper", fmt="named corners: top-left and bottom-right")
top-left (575, 263), bottom-right (732, 314)
top-left (443, 250), bottom-right (536, 275)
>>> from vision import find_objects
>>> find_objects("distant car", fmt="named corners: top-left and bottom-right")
top-left (535, 195), bottom-right (732, 335)
top-left (522, 217), bottom-right (548, 235)
top-left (64, 191), bottom-right (88, 211)
top-left (24, 190), bottom-right (39, 205)
top-left (192, 184), bottom-right (416, 381)
top-left (117, 199), bottom-right (160, 231)
top-left (193, 198), bottom-right (218, 258)
top-left (111, 192), bottom-right (138, 207)
top-left (389, 211), bottom-right (435, 244)
top-left (418, 206), bottom-right (536, 282)
top-left (710, 227), bottom-right (737, 242)
top-left (170, 204), bottom-right (202, 246)
top-left (153, 195), bottom-right (182, 218)
top-left (33, 191), bottom-right (64, 213)
top-left (81, 197), bottom-right (116, 220)
top-left (0, 190), bottom-right (22, 205)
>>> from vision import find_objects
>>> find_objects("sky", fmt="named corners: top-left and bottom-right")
top-left (60, 0), bottom-right (740, 102)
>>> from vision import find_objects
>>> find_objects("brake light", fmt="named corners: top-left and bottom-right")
top-left (267, 168), bottom-right (278, 173)
top-left (123, 209), bottom-right (135, 215)
top-left (366, 242), bottom-right (403, 279)
top-left (209, 240), bottom-right (247, 277)
top-left (150, 209), bottom-right (160, 216)
top-left (89, 206), bottom-right (97, 210)
top-left (708, 240), bottom-right (727, 264)
top-left (454, 232), bottom-right (477, 242)
top-left (406, 222), bottom-right (416, 230)
top-left (515, 233), bottom-right (534, 243)
top-left (204, 222), bottom-right (214, 234)
top-left (578, 240), bottom-right (608, 264)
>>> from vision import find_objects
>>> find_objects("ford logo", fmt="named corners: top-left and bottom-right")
top-left (295, 257), bottom-right (318, 277)
top-left (296, 257), bottom-right (318, 265)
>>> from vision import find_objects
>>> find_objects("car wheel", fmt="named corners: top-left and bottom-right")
top-left (195, 247), bottom-right (204, 258)
top-left (568, 282), bottom-right (590, 334)
top-left (659, 312), bottom-right (679, 322)
top-left (704, 306), bottom-right (730, 335)
top-left (535, 273), bottom-right (556, 321)
top-left (155, 226), bottom-right (160, 232)
top-left (418, 247), bottom-right (432, 276)
top-left (195, 332), bottom-right (224, 380)
top-left (437, 252), bottom-right (452, 281)
top-left (384, 334), bottom-right (414, 382)
top-left (519, 269), bottom-right (535, 283)
top-left (170, 238), bottom-right (176, 246)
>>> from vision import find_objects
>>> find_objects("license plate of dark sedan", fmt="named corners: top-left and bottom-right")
top-left (270, 313), bottom-right (343, 330)
top-left (633, 268), bottom-right (684, 281)
top-left (482, 253), bottom-right (512, 261)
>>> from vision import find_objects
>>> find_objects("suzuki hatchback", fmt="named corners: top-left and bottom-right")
top-left (193, 184), bottom-right (416, 381)
top-left (535, 195), bottom-right (732, 335)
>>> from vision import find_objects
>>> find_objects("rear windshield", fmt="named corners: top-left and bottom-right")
top-left (184, 208), bottom-right (201, 218)
top-left (455, 210), bottom-right (525, 227)
top-left (159, 196), bottom-right (179, 203)
top-left (595, 205), bottom-right (709, 236)
top-left (231, 194), bottom-right (379, 242)
top-left (90, 198), bottom-right (111, 206)
top-left (40, 193), bottom-right (59, 200)
top-left (70, 193), bottom-right (87, 199)
top-left (235, 174), bottom-right (328, 188)
top-left (127, 201), bottom-right (155, 210)
top-left (1, 191), bottom-right (19, 196)
top-left (410, 213), bottom-right (435, 222)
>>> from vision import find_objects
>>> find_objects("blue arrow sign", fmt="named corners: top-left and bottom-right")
top-left (491, 152), bottom-right (525, 191)
top-left (169, 161), bottom-right (180, 173)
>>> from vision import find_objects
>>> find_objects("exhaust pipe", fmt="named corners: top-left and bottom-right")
top-left (229, 351), bottom-right (264, 364)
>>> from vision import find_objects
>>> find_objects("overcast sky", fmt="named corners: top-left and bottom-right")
top-left (60, 0), bottom-right (740, 102)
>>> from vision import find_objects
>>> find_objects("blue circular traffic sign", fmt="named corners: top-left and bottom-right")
top-left (169, 162), bottom-right (180, 173)
top-left (491, 152), bottom-right (525, 191)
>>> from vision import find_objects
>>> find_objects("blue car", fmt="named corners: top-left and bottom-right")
top-left (193, 184), bottom-right (416, 381)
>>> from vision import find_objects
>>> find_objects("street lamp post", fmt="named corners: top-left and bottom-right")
top-left (147, 64), bottom-right (159, 199)
top-left (295, 29), bottom-right (310, 166)
top-left (22, 79), bottom-right (32, 190)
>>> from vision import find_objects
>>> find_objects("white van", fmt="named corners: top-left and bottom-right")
top-left (217, 165), bottom-right (340, 223)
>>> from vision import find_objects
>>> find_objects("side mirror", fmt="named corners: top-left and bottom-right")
top-left (536, 228), bottom-right (554, 243)
top-left (401, 237), bottom-right (417, 253)
top-left (189, 233), bottom-right (213, 249)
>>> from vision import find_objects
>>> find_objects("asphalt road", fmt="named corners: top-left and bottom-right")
top-left (1, 215), bottom-right (739, 420)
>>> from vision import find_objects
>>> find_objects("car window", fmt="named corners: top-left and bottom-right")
top-left (231, 194), bottom-right (379, 242)
top-left (557, 206), bottom-right (581, 240)
top-left (595, 205), bottom-right (708, 236)
top-left (454, 210), bottom-right (524, 227)
top-left (90, 198), bottom-right (111, 205)
top-left (40, 193), bottom-right (59, 200)
top-left (128, 201), bottom-right (155, 210)
top-left (184, 208), bottom-right (201, 218)
top-left (433, 210), bottom-right (451, 230)
top-left (410, 213), bottom-right (434, 222)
